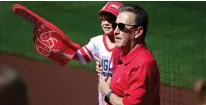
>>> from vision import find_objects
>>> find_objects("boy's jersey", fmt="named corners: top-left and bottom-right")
top-left (76, 34), bottom-right (114, 76)
top-left (76, 34), bottom-right (115, 105)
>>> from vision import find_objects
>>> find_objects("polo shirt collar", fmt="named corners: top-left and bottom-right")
top-left (120, 44), bottom-right (147, 65)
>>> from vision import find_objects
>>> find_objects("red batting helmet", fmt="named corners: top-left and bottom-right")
top-left (99, 1), bottom-right (123, 17)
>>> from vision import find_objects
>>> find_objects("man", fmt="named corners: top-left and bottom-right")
top-left (0, 67), bottom-right (28, 105)
top-left (98, 4), bottom-right (160, 105)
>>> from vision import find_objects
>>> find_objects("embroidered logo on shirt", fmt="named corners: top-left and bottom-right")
top-left (117, 77), bottom-right (121, 83)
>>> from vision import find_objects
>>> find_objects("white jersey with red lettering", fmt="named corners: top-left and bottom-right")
top-left (76, 34), bottom-right (114, 105)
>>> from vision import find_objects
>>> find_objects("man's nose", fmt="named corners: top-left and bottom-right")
top-left (114, 25), bottom-right (120, 36)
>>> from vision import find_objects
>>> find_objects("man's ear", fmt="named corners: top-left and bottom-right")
top-left (134, 26), bottom-right (144, 39)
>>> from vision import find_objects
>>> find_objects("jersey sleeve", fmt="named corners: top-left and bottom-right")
top-left (76, 37), bottom-right (96, 64)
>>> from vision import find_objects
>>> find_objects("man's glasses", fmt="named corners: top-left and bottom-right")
top-left (114, 23), bottom-right (137, 31)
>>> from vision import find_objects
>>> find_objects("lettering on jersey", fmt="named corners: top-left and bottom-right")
top-left (101, 58), bottom-right (113, 77)
top-left (101, 59), bottom-right (110, 72)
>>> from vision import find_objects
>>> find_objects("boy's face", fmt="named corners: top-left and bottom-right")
top-left (100, 12), bottom-right (116, 36)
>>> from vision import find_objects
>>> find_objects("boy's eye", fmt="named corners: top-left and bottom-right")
top-left (99, 17), bottom-right (105, 21)
top-left (99, 17), bottom-right (115, 24)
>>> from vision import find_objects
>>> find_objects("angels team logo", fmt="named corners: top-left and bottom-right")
top-left (33, 23), bottom-right (58, 57)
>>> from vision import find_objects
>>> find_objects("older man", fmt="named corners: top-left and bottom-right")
top-left (98, 4), bottom-right (160, 105)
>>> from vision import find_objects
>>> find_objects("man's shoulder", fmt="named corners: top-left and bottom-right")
top-left (135, 49), bottom-right (157, 65)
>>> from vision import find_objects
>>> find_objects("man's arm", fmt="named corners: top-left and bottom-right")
top-left (99, 77), bottom-right (124, 105)
top-left (109, 93), bottom-right (124, 105)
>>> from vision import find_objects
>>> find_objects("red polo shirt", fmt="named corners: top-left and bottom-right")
top-left (110, 44), bottom-right (160, 105)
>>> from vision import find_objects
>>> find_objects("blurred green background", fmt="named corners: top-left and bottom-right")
top-left (0, 1), bottom-right (205, 89)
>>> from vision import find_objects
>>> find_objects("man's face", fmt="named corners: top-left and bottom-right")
top-left (114, 12), bottom-right (137, 49)
top-left (100, 13), bottom-right (116, 36)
